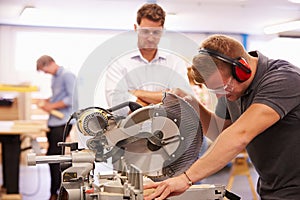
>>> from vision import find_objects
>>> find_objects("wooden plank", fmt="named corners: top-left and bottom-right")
top-left (0, 120), bottom-right (48, 135)
top-left (2, 194), bottom-right (22, 200)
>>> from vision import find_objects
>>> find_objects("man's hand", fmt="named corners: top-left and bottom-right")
top-left (169, 88), bottom-right (201, 114)
top-left (143, 175), bottom-right (190, 200)
top-left (37, 99), bottom-right (52, 112)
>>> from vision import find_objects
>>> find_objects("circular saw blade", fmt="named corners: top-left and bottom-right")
top-left (115, 93), bottom-right (203, 180)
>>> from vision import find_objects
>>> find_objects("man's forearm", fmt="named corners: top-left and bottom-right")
top-left (185, 127), bottom-right (247, 184)
top-left (50, 100), bottom-right (67, 110)
top-left (130, 90), bottom-right (164, 104)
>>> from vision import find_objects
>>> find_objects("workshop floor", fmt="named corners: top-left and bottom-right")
top-left (0, 162), bottom-right (259, 200)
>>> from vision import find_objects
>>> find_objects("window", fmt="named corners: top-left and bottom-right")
top-left (13, 27), bottom-right (119, 98)
top-left (249, 36), bottom-right (300, 67)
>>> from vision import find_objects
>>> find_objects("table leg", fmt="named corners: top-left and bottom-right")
top-left (0, 135), bottom-right (21, 194)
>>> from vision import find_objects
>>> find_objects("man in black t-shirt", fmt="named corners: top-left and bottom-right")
top-left (144, 34), bottom-right (300, 200)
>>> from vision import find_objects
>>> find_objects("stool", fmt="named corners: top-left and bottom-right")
top-left (227, 150), bottom-right (258, 200)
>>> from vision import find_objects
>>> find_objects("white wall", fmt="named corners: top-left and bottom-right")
top-left (0, 25), bottom-right (121, 100)
top-left (248, 35), bottom-right (300, 67)
top-left (1, 25), bottom-right (299, 107)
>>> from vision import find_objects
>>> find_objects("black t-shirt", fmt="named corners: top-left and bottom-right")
top-left (215, 51), bottom-right (300, 199)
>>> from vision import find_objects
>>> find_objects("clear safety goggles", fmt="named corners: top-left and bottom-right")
top-left (206, 77), bottom-right (234, 95)
top-left (136, 27), bottom-right (164, 38)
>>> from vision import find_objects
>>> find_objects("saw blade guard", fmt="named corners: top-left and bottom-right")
top-left (106, 93), bottom-right (203, 181)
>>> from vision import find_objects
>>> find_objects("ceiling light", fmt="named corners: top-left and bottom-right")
top-left (19, 5), bottom-right (36, 17)
top-left (264, 20), bottom-right (300, 34)
top-left (288, 0), bottom-right (300, 3)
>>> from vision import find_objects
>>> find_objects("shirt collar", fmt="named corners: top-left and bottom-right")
top-left (243, 51), bottom-right (268, 96)
top-left (130, 49), bottom-right (167, 63)
top-left (54, 66), bottom-right (63, 77)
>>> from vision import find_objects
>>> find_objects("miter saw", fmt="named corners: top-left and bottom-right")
top-left (27, 93), bottom-right (240, 200)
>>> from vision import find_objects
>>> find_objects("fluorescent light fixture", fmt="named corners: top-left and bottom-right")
top-left (19, 6), bottom-right (59, 25)
top-left (288, 0), bottom-right (300, 3)
top-left (19, 5), bottom-right (36, 17)
top-left (264, 20), bottom-right (300, 34)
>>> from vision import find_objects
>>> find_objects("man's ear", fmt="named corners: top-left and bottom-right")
top-left (134, 24), bottom-right (138, 31)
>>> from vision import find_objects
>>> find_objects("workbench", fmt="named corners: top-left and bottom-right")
top-left (0, 83), bottom-right (39, 120)
top-left (0, 121), bottom-right (48, 194)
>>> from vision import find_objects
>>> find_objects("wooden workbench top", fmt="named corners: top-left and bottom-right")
top-left (0, 120), bottom-right (48, 134)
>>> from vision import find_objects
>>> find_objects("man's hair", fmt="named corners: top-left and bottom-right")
top-left (136, 3), bottom-right (166, 26)
top-left (36, 55), bottom-right (55, 71)
top-left (192, 34), bottom-right (248, 83)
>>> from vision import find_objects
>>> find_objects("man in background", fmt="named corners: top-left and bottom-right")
top-left (105, 3), bottom-right (191, 115)
top-left (104, 2), bottom-right (210, 182)
top-left (36, 55), bottom-right (78, 200)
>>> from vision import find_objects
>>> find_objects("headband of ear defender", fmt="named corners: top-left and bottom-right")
top-left (198, 48), bottom-right (252, 82)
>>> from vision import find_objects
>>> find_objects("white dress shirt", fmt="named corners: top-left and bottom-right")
top-left (105, 49), bottom-right (192, 115)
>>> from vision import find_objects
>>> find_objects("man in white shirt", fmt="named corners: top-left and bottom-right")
top-left (104, 3), bottom-right (210, 182)
top-left (105, 3), bottom-right (191, 115)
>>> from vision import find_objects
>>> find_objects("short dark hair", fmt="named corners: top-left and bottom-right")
top-left (136, 3), bottom-right (166, 26)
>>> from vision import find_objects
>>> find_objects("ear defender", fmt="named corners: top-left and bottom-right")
top-left (198, 48), bottom-right (252, 82)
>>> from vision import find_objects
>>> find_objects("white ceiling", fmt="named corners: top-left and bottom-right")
top-left (0, 0), bottom-right (300, 35)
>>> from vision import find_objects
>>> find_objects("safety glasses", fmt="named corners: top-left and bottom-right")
top-left (206, 77), bottom-right (234, 95)
top-left (136, 27), bottom-right (164, 38)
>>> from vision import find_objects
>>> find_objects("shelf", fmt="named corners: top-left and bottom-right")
top-left (0, 84), bottom-right (38, 92)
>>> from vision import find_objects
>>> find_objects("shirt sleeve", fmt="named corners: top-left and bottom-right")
top-left (105, 59), bottom-right (136, 115)
top-left (165, 55), bottom-right (193, 94)
top-left (253, 70), bottom-right (300, 119)
top-left (62, 72), bottom-right (77, 107)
